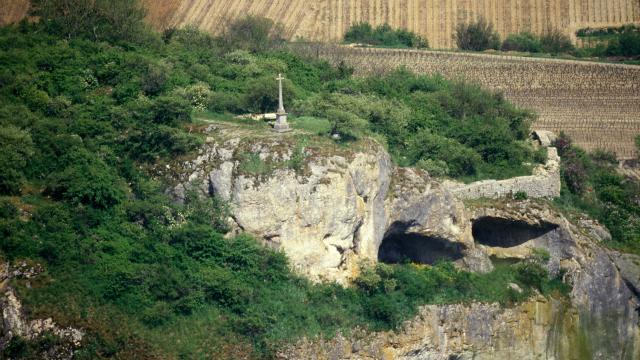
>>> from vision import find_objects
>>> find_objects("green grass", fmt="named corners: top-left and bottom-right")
top-left (289, 116), bottom-right (332, 135)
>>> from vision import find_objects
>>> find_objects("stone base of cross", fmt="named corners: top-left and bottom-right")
top-left (273, 113), bottom-right (291, 133)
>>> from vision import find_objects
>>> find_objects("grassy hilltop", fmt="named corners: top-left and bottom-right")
top-left (1, 1), bottom-right (639, 358)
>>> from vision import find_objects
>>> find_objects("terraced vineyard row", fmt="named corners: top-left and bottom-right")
top-left (3, 0), bottom-right (640, 48)
top-left (144, 0), bottom-right (640, 49)
top-left (292, 44), bottom-right (640, 159)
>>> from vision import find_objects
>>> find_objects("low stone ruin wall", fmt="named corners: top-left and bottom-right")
top-left (445, 147), bottom-right (561, 200)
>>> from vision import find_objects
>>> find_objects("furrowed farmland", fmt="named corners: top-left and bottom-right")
top-left (292, 44), bottom-right (640, 159)
top-left (3, 0), bottom-right (640, 48)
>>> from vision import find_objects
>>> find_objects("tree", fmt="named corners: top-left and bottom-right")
top-left (455, 18), bottom-right (500, 51)
top-left (502, 32), bottom-right (542, 53)
top-left (325, 108), bottom-right (368, 140)
top-left (344, 22), bottom-right (429, 49)
top-left (0, 126), bottom-right (34, 195)
top-left (220, 15), bottom-right (284, 53)
top-left (244, 76), bottom-right (296, 114)
top-left (30, 0), bottom-right (147, 43)
top-left (45, 151), bottom-right (127, 208)
top-left (540, 29), bottom-right (575, 54)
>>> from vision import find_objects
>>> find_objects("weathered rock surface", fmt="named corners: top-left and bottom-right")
top-left (169, 125), bottom-right (494, 281)
top-left (612, 252), bottom-right (640, 296)
top-left (0, 261), bottom-right (83, 359)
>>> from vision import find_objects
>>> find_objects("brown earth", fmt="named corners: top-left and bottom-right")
top-left (3, 0), bottom-right (640, 48)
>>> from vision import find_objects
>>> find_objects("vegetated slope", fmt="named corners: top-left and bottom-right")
top-left (3, 0), bottom-right (640, 48)
top-left (295, 44), bottom-right (640, 159)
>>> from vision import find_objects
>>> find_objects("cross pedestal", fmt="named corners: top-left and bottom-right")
top-left (272, 73), bottom-right (291, 133)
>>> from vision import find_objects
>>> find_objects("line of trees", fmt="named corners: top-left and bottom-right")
top-left (456, 18), bottom-right (640, 58)
top-left (344, 22), bottom-right (429, 49)
top-left (455, 18), bottom-right (574, 55)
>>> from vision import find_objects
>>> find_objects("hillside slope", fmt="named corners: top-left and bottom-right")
top-left (295, 44), bottom-right (640, 159)
top-left (3, 0), bottom-right (640, 48)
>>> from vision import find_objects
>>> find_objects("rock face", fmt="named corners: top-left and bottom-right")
top-left (0, 261), bottom-right (83, 359)
top-left (169, 125), bottom-right (640, 358)
top-left (168, 125), bottom-right (483, 281)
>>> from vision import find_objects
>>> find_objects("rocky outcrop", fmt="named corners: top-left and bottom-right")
top-left (167, 124), bottom-right (485, 281)
top-left (279, 203), bottom-right (640, 359)
top-left (278, 298), bottom-right (585, 360)
top-left (0, 261), bottom-right (83, 359)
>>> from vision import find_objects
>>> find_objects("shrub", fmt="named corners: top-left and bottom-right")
top-left (173, 83), bottom-right (213, 112)
top-left (344, 23), bottom-right (428, 49)
top-left (592, 149), bottom-right (618, 164)
top-left (561, 150), bottom-right (589, 194)
top-left (220, 15), bottom-right (284, 53)
top-left (515, 262), bottom-right (548, 291)
top-left (502, 32), bottom-right (542, 52)
top-left (408, 130), bottom-right (482, 177)
top-left (128, 125), bottom-right (203, 161)
top-left (603, 27), bottom-right (640, 57)
top-left (151, 96), bottom-right (192, 126)
top-left (0, 126), bottom-right (34, 195)
top-left (142, 302), bottom-right (173, 327)
top-left (540, 30), bottom-right (575, 54)
top-left (0, 199), bottom-right (19, 219)
top-left (344, 23), bottom-right (374, 44)
top-left (416, 159), bottom-right (450, 177)
top-left (45, 150), bottom-right (127, 208)
top-left (30, 0), bottom-right (148, 43)
top-left (513, 191), bottom-right (528, 200)
top-left (244, 76), bottom-right (296, 113)
top-left (617, 29), bottom-right (640, 56)
top-left (142, 63), bottom-right (169, 96)
top-left (455, 18), bottom-right (500, 51)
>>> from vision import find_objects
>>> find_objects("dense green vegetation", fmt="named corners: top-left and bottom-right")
top-left (554, 133), bottom-right (640, 254)
top-left (0, 3), bottom-right (593, 359)
top-left (344, 22), bottom-right (429, 49)
top-left (501, 30), bottom-right (575, 55)
top-left (577, 25), bottom-right (640, 58)
top-left (296, 70), bottom-right (543, 179)
top-left (455, 19), bottom-right (639, 61)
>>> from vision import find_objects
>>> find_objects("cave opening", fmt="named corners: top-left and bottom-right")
top-left (378, 223), bottom-right (465, 265)
top-left (472, 216), bottom-right (558, 248)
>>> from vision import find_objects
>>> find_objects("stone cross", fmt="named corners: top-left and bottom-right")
top-left (273, 73), bottom-right (291, 133)
top-left (276, 73), bottom-right (286, 114)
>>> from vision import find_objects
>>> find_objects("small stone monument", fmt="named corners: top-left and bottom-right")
top-left (272, 73), bottom-right (291, 133)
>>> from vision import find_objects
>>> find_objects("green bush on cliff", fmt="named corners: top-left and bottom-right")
top-left (554, 133), bottom-right (640, 254)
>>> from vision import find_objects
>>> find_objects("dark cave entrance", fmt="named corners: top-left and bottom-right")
top-left (378, 222), bottom-right (465, 265)
top-left (472, 217), bottom-right (558, 248)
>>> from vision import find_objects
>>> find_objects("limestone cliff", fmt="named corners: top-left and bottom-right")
top-left (167, 123), bottom-right (485, 282)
